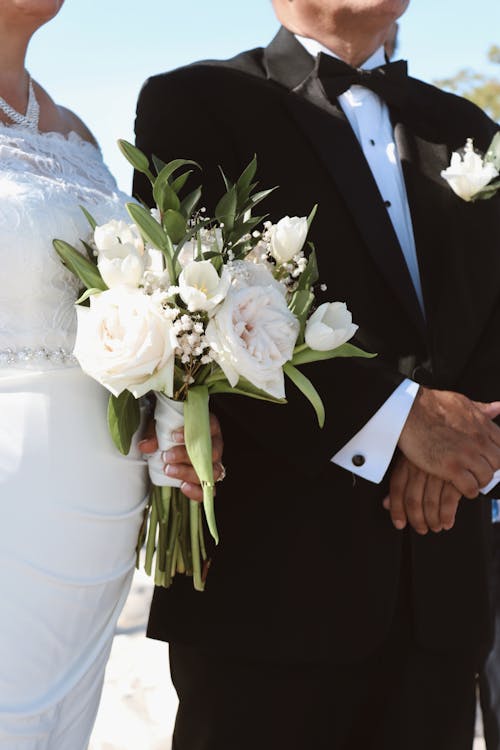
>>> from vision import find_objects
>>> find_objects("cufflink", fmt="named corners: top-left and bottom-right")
top-left (352, 454), bottom-right (366, 467)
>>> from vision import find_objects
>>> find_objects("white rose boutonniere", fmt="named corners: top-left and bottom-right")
top-left (441, 136), bottom-right (500, 202)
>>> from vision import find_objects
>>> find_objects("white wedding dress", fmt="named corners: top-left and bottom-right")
top-left (0, 124), bottom-right (149, 749)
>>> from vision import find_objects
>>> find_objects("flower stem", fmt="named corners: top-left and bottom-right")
top-left (190, 500), bottom-right (204, 591)
top-left (163, 490), bottom-right (182, 587)
top-left (144, 487), bottom-right (159, 576)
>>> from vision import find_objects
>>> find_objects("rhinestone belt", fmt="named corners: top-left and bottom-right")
top-left (0, 347), bottom-right (78, 367)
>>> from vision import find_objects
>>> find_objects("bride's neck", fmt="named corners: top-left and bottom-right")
top-left (0, 28), bottom-right (31, 109)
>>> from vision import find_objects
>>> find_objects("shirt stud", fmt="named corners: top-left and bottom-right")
top-left (352, 454), bottom-right (366, 467)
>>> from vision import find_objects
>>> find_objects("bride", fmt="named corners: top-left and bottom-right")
top-left (0, 2), bottom-right (223, 747)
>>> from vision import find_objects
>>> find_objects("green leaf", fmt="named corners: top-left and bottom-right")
top-left (288, 289), bottom-right (315, 339)
top-left (107, 391), bottom-right (141, 455)
top-left (208, 378), bottom-right (286, 403)
top-left (79, 205), bottom-right (97, 231)
top-left (118, 139), bottom-right (153, 180)
top-left (153, 181), bottom-right (181, 213)
top-left (152, 155), bottom-right (167, 175)
top-left (156, 158), bottom-right (200, 185)
top-left (236, 155), bottom-right (257, 194)
top-left (284, 362), bottom-right (325, 427)
top-left (76, 287), bottom-right (102, 304)
top-left (307, 204), bottom-right (318, 230)
top-left (218, 166), bottom-right (233, 192)
top-left (171, 171), bottom-right (193, 194)
top-left (53, 239), bottom-right (107, 291)
top-left (81, 240), bottom-right (97, 264)
top-left (291, 342), bottom-right (375, 367)
top-left (215, 185), bottom-right (238, 232)
top-left (184, 386), bottom-right (219, 544)
top-left (484, 132), bottom-right (500, 171)
top-left (126, 202), bottom-right (169, 252)
top-left (180, 186), bottom-right (202, 219)
top-left (297, 246), bottom-right (319, 291)
top-left (248, 187), bottom-right (277, 212)
top-left (163, 209), bottom-right (187, 244)
top-left (475, 179), bottom-right (500, 200)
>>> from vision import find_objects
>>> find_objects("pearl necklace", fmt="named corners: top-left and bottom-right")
top-left (0, 75), bottom-right (40, 132)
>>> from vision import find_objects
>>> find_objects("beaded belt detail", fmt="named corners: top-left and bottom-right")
top-left (0, 347), bottom-right (78, 366)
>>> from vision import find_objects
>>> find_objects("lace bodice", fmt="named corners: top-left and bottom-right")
top-left (0, 124), bottom-right (130, 367)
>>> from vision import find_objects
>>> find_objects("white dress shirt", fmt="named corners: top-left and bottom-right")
top-left (296, 37), bottom-right (421, 483)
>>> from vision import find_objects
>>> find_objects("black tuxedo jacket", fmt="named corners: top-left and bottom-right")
top-left (134, 28), bottom-right (500, 664)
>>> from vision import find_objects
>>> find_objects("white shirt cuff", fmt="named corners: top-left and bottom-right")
top-left (331, 379), bottom-right (419, 484)
top-left (481, 471), bottom-right (500, 495)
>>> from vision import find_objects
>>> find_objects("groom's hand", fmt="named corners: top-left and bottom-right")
top-left (138, 413), bottom-right (225, 502)
top-left (383, 454), bottom-right (462, 534)
top-left (398, 387), bottom-right (500, 499)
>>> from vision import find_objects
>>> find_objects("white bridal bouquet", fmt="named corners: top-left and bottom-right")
top-left (54, 142), bottom-right (369, 591)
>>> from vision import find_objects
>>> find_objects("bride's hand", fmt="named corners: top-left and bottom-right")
top-left (138, 413), bottom-right (225, 502)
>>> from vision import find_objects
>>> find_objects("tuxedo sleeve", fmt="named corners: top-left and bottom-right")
top-left (133, 72), bottom-right (408, 470)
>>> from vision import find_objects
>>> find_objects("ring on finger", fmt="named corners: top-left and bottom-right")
top-left (216, 463), bottom-right (226, 483)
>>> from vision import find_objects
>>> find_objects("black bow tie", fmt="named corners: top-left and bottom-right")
top-left (316, 53), bottom-right (408, 108)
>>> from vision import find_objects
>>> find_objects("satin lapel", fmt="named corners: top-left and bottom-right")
top-left (395, 113), bottom-right (500, 383)
top-left (285, 80), bottom-right (426, 339)
top-left (393, 122), bottom-right (450, 347)
top-left (263, 28), bottom-right (425, 339)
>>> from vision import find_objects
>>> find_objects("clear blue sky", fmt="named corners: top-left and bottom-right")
top-left (27, 0), bottom-right (500, 191)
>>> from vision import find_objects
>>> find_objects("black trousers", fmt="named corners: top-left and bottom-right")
top-left (169, 562), bottom-right (478, 750)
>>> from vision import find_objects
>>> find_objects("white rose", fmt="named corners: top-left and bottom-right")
top-left (94, 220), bottom-right (145, 288)
top-left (441, 138), bottom-right (499, 202)
top-left (74, 287), bottom-right (177, 398)
top-left (305, 302), bottom-right (358, 351)
top-left (206, 283), bottom-right (299, 399)
top-left (269, 216), bottom-right (308, 263)
top-left (178, 260), bottom-right (230, 313)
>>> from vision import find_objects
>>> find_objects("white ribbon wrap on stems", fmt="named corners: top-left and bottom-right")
top-left (147, 392), bottom-right (185, 487)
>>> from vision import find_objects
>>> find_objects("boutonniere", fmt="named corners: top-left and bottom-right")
top-left (441, 133), bottom-right (500, 202)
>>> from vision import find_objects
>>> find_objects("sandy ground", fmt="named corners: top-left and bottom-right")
top-left (89, 570), bottom-right (487, 750)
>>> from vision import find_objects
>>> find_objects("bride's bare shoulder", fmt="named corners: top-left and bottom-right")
top-left (33, 80), bottom-right (98, 147)
top-left (58, 106), bottom-right (98, 147)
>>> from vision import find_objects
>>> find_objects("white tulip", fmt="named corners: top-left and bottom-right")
top-left (177, 227), bottom-right (223, 268)
top-left (178, 260), bottom-right (230, 313)
top-left (94, 219), bottom-right (145, 288)
top-left (269, 216), bottom-right (308, 263)
top-left (441, 139), bottom-right (499, 202)
top-left (305, 302), bottom-right (358, 351)
top-left (74, 287), bottom-right (177, 398)
top-left (206, 283), bottom-right (299, 399)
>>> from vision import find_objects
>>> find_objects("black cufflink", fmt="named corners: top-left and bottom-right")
top-left (352, 454), bottom-right (366, 467)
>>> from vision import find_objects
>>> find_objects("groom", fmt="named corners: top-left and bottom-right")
top-left (134, 1), bottom-right (500, 748)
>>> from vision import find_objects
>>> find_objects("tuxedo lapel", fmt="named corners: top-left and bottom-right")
top-left (394, 96), bottom-right (500, 383)
top-left (393, 121), bottom-right (450, 341)
top-left (264, 29), bottom-right (426, 340)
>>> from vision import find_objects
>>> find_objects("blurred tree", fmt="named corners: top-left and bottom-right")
top-left (435, 45), bottom-right (500, 121)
